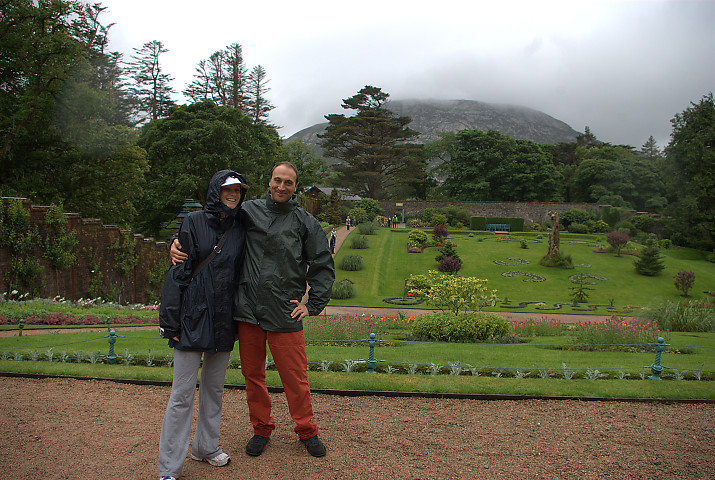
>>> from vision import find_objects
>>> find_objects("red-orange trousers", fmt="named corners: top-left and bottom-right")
top-left (237, 321), bottom-right (318, 439)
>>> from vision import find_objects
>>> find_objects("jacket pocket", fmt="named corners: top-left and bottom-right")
top-left (178, 280), bottom-right (214, 350)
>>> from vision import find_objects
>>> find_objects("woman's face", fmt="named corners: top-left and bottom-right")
top-left (220, 184), bottom-right (244, 209)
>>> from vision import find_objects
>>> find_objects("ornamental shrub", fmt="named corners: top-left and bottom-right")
top-left (411, 270), bottom-right (497, 314)
top-left (673, 270), bottom-right (696, 297)
top-left (357, 221), bottom-right (378, 235)
top-left (639, 299), bottom-right (714, 332)
top-left (430, 213), bottom-right (448, 227)
top-left (434, 242), bottom-right (459, 262)
top-left (606, 231), bottom-right (630, 256)
top-left (331, 279), bottom-right (356, 299)
top-left (407, 229), bottom-right (428, 246)
top-left (349, 235), bottom-right (369, 249)
top-left (339, 255), bottom-right (364, 271)
top-left (437, 256), bottom-right (462, 274)
top-left (409, 311), bottom-right (509, 343)
top-left (432, 224), bottom-right (449, 244)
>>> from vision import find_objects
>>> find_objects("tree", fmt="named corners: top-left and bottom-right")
top-left (134, 101), bottom-right (282, 237)
top-left (640, 136), bottom-right (662, 161)
top-left (437, 130), bottom-right (563, 201)
top-left (607, 231), bottom-right (630, 256)
top-left (127, 40), bottom-right (175, 124)
top-left (663, 93), bottom-right (715, 250)
top-left (634, 239), bottom-right (665, 276)
top-left (281, 140), bottom-right (328, 193)
top-left (246, 65), bottom-right (274, 125)
top-left (0, 1), bottom-right (144, 224)
top-left (183, 43), bottom-right (249, 112)
top-left (319, 86), bottom-right (424, 200)
top-left (673, 270), bottom-right (696, 297)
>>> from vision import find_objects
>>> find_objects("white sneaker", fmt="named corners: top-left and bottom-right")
top-left (159, 476), bottom-right (176, 480)
top-left (190, 451), bottom-right (231, 467)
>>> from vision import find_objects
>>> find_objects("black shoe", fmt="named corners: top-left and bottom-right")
top-left (245, 435), bottom-right (269, 456)
top-left (301, 435), bottom-right (326, 457)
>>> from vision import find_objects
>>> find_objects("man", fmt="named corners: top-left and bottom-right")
top-left (170, 162), bottom-right (334, 458)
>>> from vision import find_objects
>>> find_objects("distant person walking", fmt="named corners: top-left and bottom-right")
top-left (346, 215), bottom-right (351, 230)
top-left (329, 230), bottom-right (336, 255)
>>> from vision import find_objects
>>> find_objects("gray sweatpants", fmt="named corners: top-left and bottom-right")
top-left (158, 349), bottom-right (231, 478)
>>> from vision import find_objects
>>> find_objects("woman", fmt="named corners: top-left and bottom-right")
top-left (157, 170), bottom-right (248, 480)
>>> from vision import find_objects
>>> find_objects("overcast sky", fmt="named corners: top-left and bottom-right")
top-left (103, 0), bottom-right (714, 148)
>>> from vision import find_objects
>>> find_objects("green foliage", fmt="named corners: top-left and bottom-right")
top-left (42, 205), bottom-right (77, 270)
top-left (407, 229), bottom-right (428, 247)
top-left (429, 213), bottom-right (448, 227)
top-left (135, 101), bottom-right (282, 236)
top-left (339, 255), bottom-right (364, 271)
top-left (600, 206), bottom-right (622, 227)
top-left (409, 270), bottom-right (497, 314)
top-left (319, 86), bottom-right (424, 200)
top-left (349, 235), bottom-right (369, 249)
top-left (405, 274), bottom-right (430, 297)
top-left (1, 200), bottom-right (42, 293)
top-left (639, 299), bottom-right (714, 332)
top-left (409, 312), bottom-right (509, 343)
top-left (281, 140), bottom-right (329, 193)
top-left (352, 199), bottom-right (383, 221)
top-left (145, 261), bottom-right (169, 304)
top-left (110, 231), bottom-right (138, 279)
top-left (437, 130), bottom-right (563, 202)
top-left (560, 208), bottom-right (597, 228)
top-left (407, 218), bottom-right (424, 228)
top-left (435, 242), bottom-right (459, 262)
top-left (664, 93), bottom-right (715, 250)
top-left (539, 254), bottom-right (573, 269)
top-left (331, 279), bottom-right (356, 300)
top-left (356, 222), bottom-right (378, 235)
top-left (634, 240), bottom-right (665, 276)
top-left (569, 274), bottom-right (594, 303)
top-left (570, 315), bottom-right (665, 351)
top-left (470, 217), bottom-right (487, 230)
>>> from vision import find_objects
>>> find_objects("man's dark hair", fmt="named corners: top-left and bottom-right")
top-left (271, 161), bottom-right (299, 181)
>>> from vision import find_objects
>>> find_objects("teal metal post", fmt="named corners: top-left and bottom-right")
top-left (648, 337), bottom-right (668, 380)
top-left (106, 329), bottom-right (118, 364)
top-left (366, 333), bottom-right (377, 374)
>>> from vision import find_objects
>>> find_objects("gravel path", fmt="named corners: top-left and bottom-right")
top-left (1, 376), bottom-right (713, 479)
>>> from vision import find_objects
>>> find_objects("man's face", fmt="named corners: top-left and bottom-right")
top-left (269, 165), bottom-right (297, 203)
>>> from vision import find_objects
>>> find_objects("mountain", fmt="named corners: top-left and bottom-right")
top-left (284, 99), bottom-right (581, 150)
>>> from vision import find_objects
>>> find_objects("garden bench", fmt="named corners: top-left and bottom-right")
top-left (486, 223), bottom-right (511, 233)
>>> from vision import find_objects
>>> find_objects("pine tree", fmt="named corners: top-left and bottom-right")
top-left (640, 136), bottom-right (662, 161)
top-left (318, 86), bottom-right (423, 200)
top-left (127, 40), bottom-right (175, 124)
top-left (246, 65), bottom-right (274, 124)
top-left (634, 239), bottom-right (665, 276)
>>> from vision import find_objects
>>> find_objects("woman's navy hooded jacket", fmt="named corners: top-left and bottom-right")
top-left (159, 170), bottom-right (247, 352)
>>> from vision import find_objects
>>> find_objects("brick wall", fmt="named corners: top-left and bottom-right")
top-left (378, 200), bottom-right (601, 223)
top-left (0, 197), bottom-right (170, 304)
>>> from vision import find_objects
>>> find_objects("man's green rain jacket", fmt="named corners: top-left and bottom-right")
top-left (234, 193), bottom-right (335, 332)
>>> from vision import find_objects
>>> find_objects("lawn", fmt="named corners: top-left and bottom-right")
top-left (1, 328), bottom-right (713, 399)
top-left (330, 228), bottom-right (715, 316)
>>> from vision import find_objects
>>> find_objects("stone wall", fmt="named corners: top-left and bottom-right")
top-left (0, 197), bottom-right (169, 304)
top-left (378, 200), bottom-right (600, 224)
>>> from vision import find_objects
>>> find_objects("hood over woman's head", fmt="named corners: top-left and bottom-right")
top-left (205, 169), bottom-right (249, 218)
